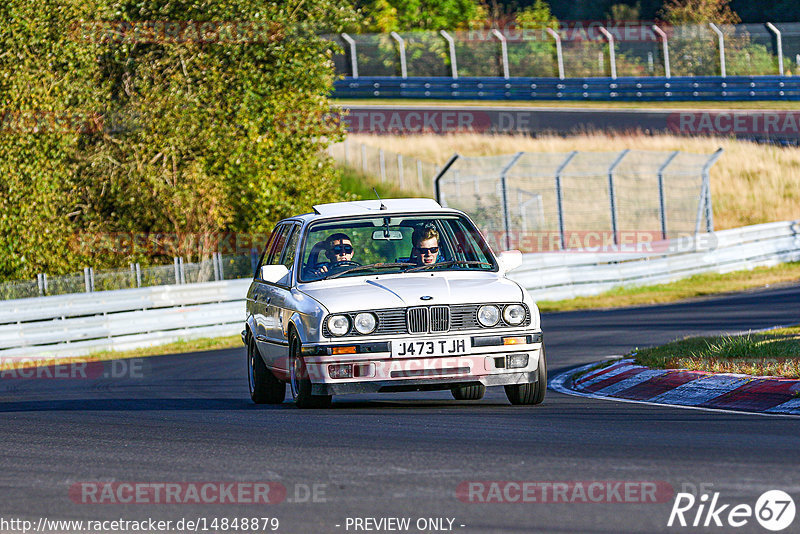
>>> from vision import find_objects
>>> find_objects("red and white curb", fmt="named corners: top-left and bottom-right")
top-left (551, 359), bottom-right (800, 416)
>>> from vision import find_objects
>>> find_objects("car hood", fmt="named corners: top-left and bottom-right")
top-left (298, 274), bottom-right (523, 313)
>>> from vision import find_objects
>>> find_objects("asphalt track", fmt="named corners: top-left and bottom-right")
top-left (1, 284), bottom-right (799, 534)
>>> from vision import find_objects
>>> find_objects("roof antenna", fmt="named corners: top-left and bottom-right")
top-left (373, 188), bottom-right (387, 210)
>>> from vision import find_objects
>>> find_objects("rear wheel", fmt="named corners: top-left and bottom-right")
top-left (247, 337), bottom-right (285, 404)
top-left (504, 345), bottom-right (547, 406)
top-left (289, 332), bottom-right (332, 409)
top-left (451, 384), bottom-right (486, 400)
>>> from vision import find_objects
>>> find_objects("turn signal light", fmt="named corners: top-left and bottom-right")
top-left (331, 346), bottom-right (357, 355)
top-left (503, 336), bottom-right (526, 345)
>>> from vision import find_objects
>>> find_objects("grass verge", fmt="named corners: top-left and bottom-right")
top-left (630, 326), bottom-right (800, 378)
top-left (335, 98), bottom-right (800, 110)
top-left (0, 335), bottom-right (243, 371)
top-left (338, 165), bottom-right (424, 200)
top-left (537, 262), bottom-right (800, 312)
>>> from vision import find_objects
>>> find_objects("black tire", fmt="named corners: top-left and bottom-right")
top-left (451, 384), bottom-right (486, 400)
top-left (504, 345), bottom-right (547, 406)
top-left (247, 337), bottom-right (285, 404)
top-left (289, 332), bottom-right (332, 409)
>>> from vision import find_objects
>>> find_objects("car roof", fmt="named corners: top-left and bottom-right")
top-left (287, 198), bottom-right (463, 224)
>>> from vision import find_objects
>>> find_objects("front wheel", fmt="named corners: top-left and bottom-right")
top-left (247, 337), bottom-right (285, 404)
top-left (504, 345), bottom-right (547, 406)
top-left (289, 333), bottom-right (332, 409)
top-left (451, 384), bottom-right (486, 400)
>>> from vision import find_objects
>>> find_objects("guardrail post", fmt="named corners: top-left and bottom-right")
top-left (390, 32), bottom-right (408, 78)
top-left (397, 154), bottom-right (404, 187)
top-left (709, 23), bottom-right (726, 77)
top-left (607, 149), bottom-right (630, 246)
top-left (554, 151), bottom-right (578, 250)
top-left (766, 23), bottom-right (784, 75)
top-left (440, 30), bottom-right (458, 79)
top-left (657, 151), bottom-right (680, 240)
top-left (341, 33), bottom-right (358, 78)
top-left (491, 29), bottom-right (510, 79)
top-left (379, 149), bottom-right (386, 182)
top-left (433, 154), bottom-right (460, 206)
top-left (499, 152), bottom-right (524, 250)
top-left (599, 27), bottom-right (617, 79)
top-left (652, 25), bottom-right (671, 78)
top-left (545, 27), bottom-right (565, 79)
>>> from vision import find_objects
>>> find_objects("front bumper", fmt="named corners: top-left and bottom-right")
top-left (303, 331), bottom-right (543, 396)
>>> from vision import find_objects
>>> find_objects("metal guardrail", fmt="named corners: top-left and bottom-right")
top-left (1, 221), bottom-right (797, 361)
top-left (0, 280), bottom-right (250, 360)
top-left (334, 76), bottom-right (800, 101)
top-left (510, 220), bottom-right (800, 301)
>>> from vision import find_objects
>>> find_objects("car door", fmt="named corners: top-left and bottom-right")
top-left (252, 224), bottom-right (291, 366)
top-left (263, 223), bottom-right (301, 372)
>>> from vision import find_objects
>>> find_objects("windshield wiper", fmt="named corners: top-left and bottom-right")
top-left (404, 260), bottom-right (493, 272)
top-left (326, 262), bottom-right (417, 279)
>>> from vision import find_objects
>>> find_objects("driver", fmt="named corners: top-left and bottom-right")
top-left (410, 225), bottom-right (440, 266)
top-left (309, 233), bottom-right (354, 277)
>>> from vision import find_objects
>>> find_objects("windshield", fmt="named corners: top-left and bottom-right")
top-left (297, 214), bottom-right (497, 282)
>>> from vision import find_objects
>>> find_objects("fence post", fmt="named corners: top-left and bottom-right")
top-left (379, 149), bottom-right (386, 182)
top-left (709, 23), bottom-right (726, 77)
top-left (766, 23), bottom-right (784, 75)
top-left (217, 253), bottom-right (225, 281)
top-left (491, 29), bottom-right (510, 79)
top-left (433, 154), bottom-right (460, 206)
top-left (545, 27), bottom-right (565, 79)
top-left (652, 25), bottom-right (671, 78)
top-left (657, 151), bottom-right (680, 240)
top-left (554, 151), bottom-right (578, 250)
top-left (390, 32), bottom-right (408, 78)
top-left (83, 267), bottom-right (91, 293)
top-left (361, 143), bottom-right (367, 173)
top-left (179, 257), bottom-right (186, 284)
top-left (43, 273), bottom-right (48, 295)
top-left (341, 33), bottom-right (358, 78)
top-left (599, 27), bottom-right (617, 79)
top-left (499, 152), bottom-right (524, 250)
top-left (37, 273), bottom-right (44, 296)
top-left (607, 149), bottom-right (630, 247)
top-left (173, 257), bottom-right (180, 284)
top-left (440, 30), bottom-right (458, 79)
top-left (135, 263), bottom-right (142, 288)
top-left (702, 148), bottom-right (724, 232)
top-left (397, 154), bottom-right (404, 187)
top-left (212, 254), bottom-right (220, 281)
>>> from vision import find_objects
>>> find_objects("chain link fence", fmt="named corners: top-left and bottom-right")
top-left (329, 23), bottom-right (800, 79)
top-left (434, 149), bottom-right (722, 252)
top-left (328, 139), bottom-right (441, 195)
top-left (0, 253), bottom-right (257, 301)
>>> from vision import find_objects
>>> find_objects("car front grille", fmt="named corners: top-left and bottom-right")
top-left (323, 303), bottom-right (531, 338)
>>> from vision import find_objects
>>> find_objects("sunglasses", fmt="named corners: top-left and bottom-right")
top-left (331, 244), bottom-right (353, 254)
top-left (414, 246), bottom-right (439, 254)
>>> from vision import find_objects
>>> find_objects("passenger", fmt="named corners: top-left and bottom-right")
top-left (410, 225), bottom-right (440, 266)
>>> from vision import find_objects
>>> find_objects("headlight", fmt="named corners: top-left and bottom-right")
top-left (477, 305), bottom-right (500, 327)
top-left (503, 304), bottom-right (526, 325)
top-left (327, 314), bottom-right (350, 336)
top-left (353, 312), bottom-right (377, 334)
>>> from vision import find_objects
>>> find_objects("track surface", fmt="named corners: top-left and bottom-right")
top-left (2, 285), bottom-right (799, 533)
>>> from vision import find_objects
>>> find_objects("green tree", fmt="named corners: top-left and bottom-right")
top-left (358, 0), bottom-right (486, 32)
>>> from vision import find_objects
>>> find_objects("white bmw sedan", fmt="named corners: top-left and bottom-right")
top-left (243, 198), bottom-right (545, 408)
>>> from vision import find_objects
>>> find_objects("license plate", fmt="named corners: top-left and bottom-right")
top-left (392, 337), bottom-right (470, 358)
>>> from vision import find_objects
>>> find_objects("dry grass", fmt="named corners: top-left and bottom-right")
top-left (631, 326), bottom-right (800, 378)
top-left (348, 132), bottom-right (800, 230)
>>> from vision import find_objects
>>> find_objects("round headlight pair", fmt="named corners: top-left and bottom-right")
top-left (477, 304), bottom-right (526, 327)
top-left (327, 313), bottom-right (377, 336)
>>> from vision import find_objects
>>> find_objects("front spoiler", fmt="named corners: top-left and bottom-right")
top-left (311, 370), bottom-right (538, 395)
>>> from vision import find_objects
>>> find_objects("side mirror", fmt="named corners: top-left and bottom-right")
top-left (260, 264), bottom-right (289, 284)
top-left (497, 250), bottom-right (523, 273)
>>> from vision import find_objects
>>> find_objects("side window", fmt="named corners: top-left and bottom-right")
top-left (266, 225), bottom-right (291, 266)
top-left (276, 226), bottom-right (300, 286)
top-left (254, 227), bottom-right (282, 279)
